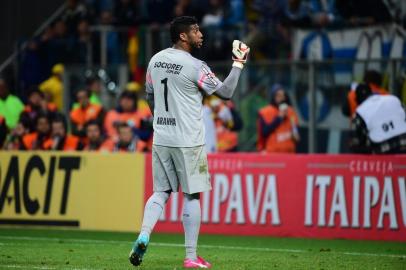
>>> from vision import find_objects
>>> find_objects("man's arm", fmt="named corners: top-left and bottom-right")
top-left (214, 67), bottom-right (242, 100)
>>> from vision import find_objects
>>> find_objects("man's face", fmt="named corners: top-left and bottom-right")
top-left (86, 124), bottom-right (101, 142)
top-left (77, 91), bottom-right (89, 107)
top-left (118, 126), bottom-right (133, 144)
top-left (29, 92), bottom-right (42, 106)
top-left (37, 118), bottom-right (50, 135)
top-left (120, 97), bottom-right (135, 112)
top-left (52, 122), bottom-right (66, 138)
top-left (185, 24), bottom-right (203, 49)
top-left (274, 89), bottom-right (286, 105)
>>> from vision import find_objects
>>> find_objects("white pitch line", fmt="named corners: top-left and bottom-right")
top-left (0, 235), bottom-right (405, 259)
top-left (0, 265), bottom-right (56, 270)
top-left (0, 265), bottom-right (99, 270)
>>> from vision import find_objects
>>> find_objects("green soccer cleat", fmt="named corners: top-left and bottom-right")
top-left (129, 234), bottom-right (149, 267)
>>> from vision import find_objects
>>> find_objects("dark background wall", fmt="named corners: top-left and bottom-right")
top-left (0, 0), bottom-right (64, 64)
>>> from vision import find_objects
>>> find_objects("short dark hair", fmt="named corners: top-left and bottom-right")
top-left (76, 88), bottom-right (90, 98)
top-left (355, 83), bottom-right (372, 104)
top-left (85, 119), bottom-right (101, 130)
top-left (52, 113), bottom-right (68, 131)
top-left (170, 16), bottom-right (198, 44)
top-left (28, 86), bottom-right (44, 98)
top-left (363, 70), bottom-right (382, 86)
top-left (35, 112), bottom-right (51, 126)
top-left (117, 122), bottom-right (131, 132)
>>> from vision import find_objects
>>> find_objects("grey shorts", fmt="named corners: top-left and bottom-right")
top-left (152, 144), bottom-right (211, 194)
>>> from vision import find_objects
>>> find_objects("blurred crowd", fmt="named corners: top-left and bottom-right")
top-left (0, 74), bottom-right (248, 153)
top-left (18, 0), bottom-right (402, 90)
top-left (0, 76), bottom-right (154, 152)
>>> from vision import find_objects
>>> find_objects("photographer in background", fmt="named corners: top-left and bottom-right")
top-left (257, 84), bottom-right (300, 153)
top-left (350, 83), bottom-right (406, 154)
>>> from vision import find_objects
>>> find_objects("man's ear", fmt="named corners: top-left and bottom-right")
top-left (179, 33), bottom-right (187, 42)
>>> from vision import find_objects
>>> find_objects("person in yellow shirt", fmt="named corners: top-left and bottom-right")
top-left (39, 63), bottom-right (64, 110)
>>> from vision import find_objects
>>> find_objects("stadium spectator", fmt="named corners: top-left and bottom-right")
top-left (146, 0), bottom-right (176, 25)
top-left (222, 0), bottom-right (245, 26)
top-left (19, 40), bottom-right (45, 93)
top-left (349, 83), bottom-right (406, 154)
top-left (70, 88), bottom-right (104, 139)
top-left (72, 76), bottom-right (103, 108)
top-left (103, 122), bottom-right (146, 152)
top-left (39, 63), bottom-right (65, 110)
top-left (281, 0), bottom-right (312, 27)
top-left (45, 20), bottom-right (72, 65)
top-left (308, 0), bottom-right (343, 27)
top-left (336, 0), bottom-right (392, 26)
top-left (246, 0), bottom-right (290, 59)
top-left (44, 114), bottom-right (81, 151)
top-left (114, 0), bottom-right (141, 26)
top-left (99, 10), bottom-right (121, 64)
top-left (71, 19), bottom-right (94, 64)
top-left (83, 120), bottom-right (108, 151)
top-left (210, 97), bottom-right (239, 152)
top-left (0, 78), bottom-right (24, 130)
top-left (21, 113), bottom-right (51, 150)
top-left (104, 90), bottom-right (151, 142)
top-left (174, 0), bottom-right (209, 23)
top-left (257, 84), bottom-right (300, 153)
top-left (3, 122), bottom-right (28, 150)
top-left (125, 81), bottom-right (151, 116)
top-left (61, 0), bottom-right (89, 36)
top-left (343, 70), bottom-right (389, 118)
top-left (19, 87), bottom-right (58, 133)
top-left (201, 0), bottom-right (224, 27)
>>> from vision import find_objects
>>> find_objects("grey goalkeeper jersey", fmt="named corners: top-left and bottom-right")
top-left (146, 47), bottom-right (222, 147)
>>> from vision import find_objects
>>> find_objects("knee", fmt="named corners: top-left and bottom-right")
top-left (153, 191), bottom-right (171, 204)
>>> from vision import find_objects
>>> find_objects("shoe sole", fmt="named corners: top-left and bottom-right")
top-left (129, 243), bottom-right (147, 267)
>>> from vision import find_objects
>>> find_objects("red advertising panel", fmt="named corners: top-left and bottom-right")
top-left (144, 154), bottom-right (406, 241)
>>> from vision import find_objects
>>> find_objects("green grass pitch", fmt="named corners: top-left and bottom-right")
top-left (0, 228), bottom-right (405, 270)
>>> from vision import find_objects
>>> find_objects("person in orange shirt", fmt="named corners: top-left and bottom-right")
top-left (70, 88), bottom-right (104, 139)
top-left (44, 114), bottom-right (81, 151)
top-left (103, 122), bottom-right (146, 152)
top-left (3, 122), bottom-right (28, 150)
top-left (257, 84), bottom-right (300, 153)
top-left (210, 97), bottom-right (239, 152)
top-left (104, 90), bottom-right (152, 143)
top-left (83, 120), bottom-right (109, 151)
top-left (21, 113), bottom-right (51, 150)
top-left (343, 70), bottom-right (389, 118)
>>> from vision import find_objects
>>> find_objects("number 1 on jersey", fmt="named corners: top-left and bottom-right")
top-left (161, 78), bottom-right (169, 112)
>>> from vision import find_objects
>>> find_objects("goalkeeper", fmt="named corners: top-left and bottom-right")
top-left (129, 16), bottom-right (250, 268)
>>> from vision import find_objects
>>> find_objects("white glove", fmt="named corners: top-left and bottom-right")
top-left (232, 40), bottom-right (250, 69)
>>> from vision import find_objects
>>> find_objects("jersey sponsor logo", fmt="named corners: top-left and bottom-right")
top-left (153, 62), bottom-right (183, 75)
top-left (156, 117), bottom-right (176, 126)
top-left (201, 66), bottom-right (218, 86)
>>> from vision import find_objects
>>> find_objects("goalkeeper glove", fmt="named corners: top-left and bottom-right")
top-left (232, 40), bottom-right (250, 69)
